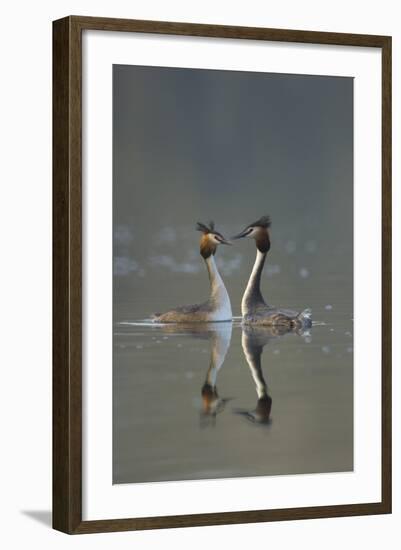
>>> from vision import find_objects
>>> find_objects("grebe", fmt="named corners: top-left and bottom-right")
top-left (152, 222), bottom-right (232, 323)
top-left (232, 216), bottom-right (312, 328)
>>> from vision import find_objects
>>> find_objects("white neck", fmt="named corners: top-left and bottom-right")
top-left (241, 331), bottom-right (268, 398)
top-left (205, 255), bottom-right (232, 321)
top-left (241, 249), bottom-right (267, 316)
top-left (206, 325), bottom-right (233, 386)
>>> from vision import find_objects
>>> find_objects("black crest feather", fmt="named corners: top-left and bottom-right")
top-left (196, 221), bottom-right (215, 234)
top-left (249, 215), bottom-right (271, 229)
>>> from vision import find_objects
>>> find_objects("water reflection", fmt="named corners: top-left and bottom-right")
top-left (158, 322), bottom-right (305, 428)
top-left (235, 325), bottom-right (304, 426)
top-left (235, 325), bottom-right (274, 425)
top-left (159, 322), bottom-right (233, 427)
top-left (200, 323), bottom-right (232, 427)
top-left (114, 317), bottom-right (354, 484)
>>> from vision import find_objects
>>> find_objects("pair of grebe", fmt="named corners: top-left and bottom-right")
top-left (153, 217), bottom-right (311, 328)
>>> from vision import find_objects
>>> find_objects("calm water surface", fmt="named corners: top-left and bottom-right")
top-left (113, 294), bottom-right (353, 484)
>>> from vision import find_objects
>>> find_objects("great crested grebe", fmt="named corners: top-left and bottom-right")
top-left (232, 216), bottom-right (312, 328)
top-left (152, 222), bottom-right (233, 323)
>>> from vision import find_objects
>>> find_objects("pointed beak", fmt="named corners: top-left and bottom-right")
top-left (218, 236), bottom-right (232, 245)
top-left (231, 227), bottom-right (250, 240)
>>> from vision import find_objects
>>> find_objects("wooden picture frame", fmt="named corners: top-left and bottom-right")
top-left (53, 15), bottom-right (392, 534)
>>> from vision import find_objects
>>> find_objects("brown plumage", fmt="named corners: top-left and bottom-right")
top-left (200, 234), bottom-right (217, 259)
top-left (233, 216), bottom-right (312, 328)
top-left (255, 230), bottom-right (271, 253)
top-left (152, 222), bottom-right (232, 323)
top-left (197, 221), bottom-right (230, 258)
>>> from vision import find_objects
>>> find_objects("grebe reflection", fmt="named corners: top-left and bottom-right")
top-left (159, 322), bottom-right (233, 426)
top-left (200, 322), bottom-right (233, 426)
top-left (235, 325), bottom-right (302, 425)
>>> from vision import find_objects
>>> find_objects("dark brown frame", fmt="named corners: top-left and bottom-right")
top-left (53, 15), bottom-right (392, 534)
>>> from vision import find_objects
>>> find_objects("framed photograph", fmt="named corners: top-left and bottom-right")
top-left (53, 16), bottom-right (392, 534)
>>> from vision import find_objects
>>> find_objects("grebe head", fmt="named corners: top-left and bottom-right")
top-left (196, 221), bottom-right (231, 259)
top-left (232, 216), bottom-right (271, 253)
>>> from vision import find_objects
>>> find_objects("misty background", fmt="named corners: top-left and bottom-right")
top-left (113, 65), bottom-right (353, 321)
top-left (113, 65), bottom-right (353, 484)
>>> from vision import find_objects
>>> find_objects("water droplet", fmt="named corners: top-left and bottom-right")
top-left (273, 349), bottom-right (280, 355)
top-left (322, 346), bottom-right (331, 354)
top-left (325, 304), bottom-right (333, 310)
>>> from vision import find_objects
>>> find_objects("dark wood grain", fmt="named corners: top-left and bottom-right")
top-left (52, 15), bottom-right (392, 535)
top-left (75, 502), bottom-right (388, 534)
top-left (52, 16), bottom-right (82, 534)
top-left (381, 36), bottom-right (392, 514)
top-left (71, 15), bottom-right (388, 47)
